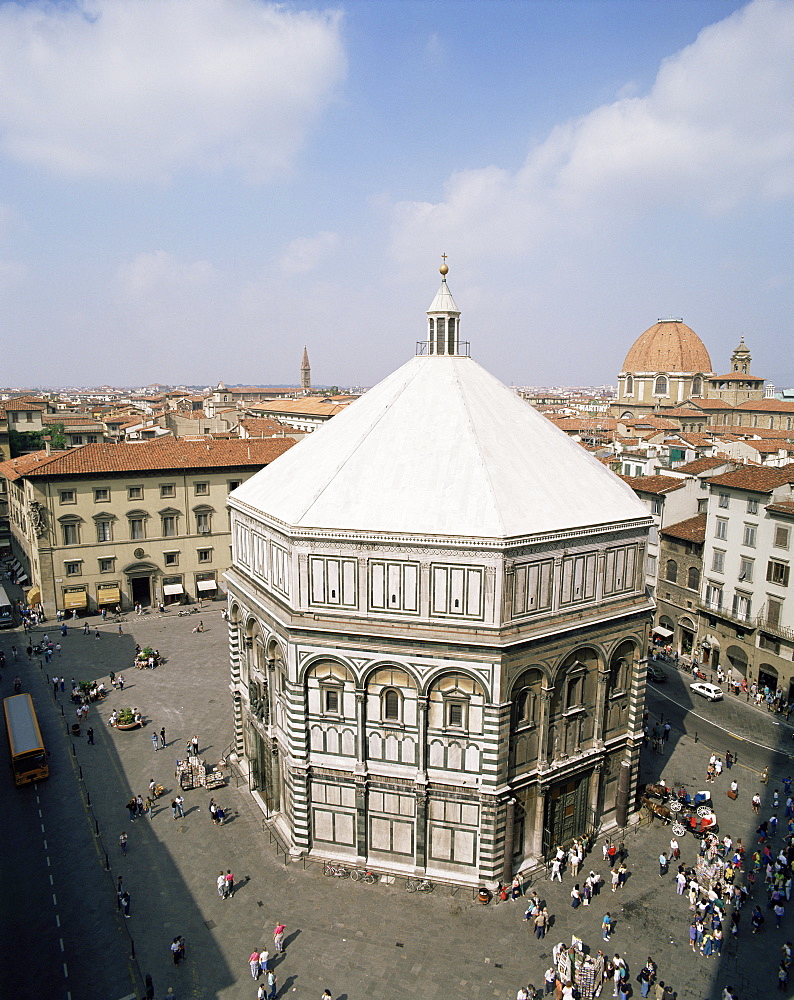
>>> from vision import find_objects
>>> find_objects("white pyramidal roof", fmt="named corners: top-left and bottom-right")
top-left (231, 354), bottom-right (648, 541)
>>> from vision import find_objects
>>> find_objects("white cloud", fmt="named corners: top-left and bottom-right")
top-left (390, 0), bottom-right (794, 263)
top-left (278, 231), bottom-right (339, 275)
top-left (116, 250), bottom-right (215, 298)
top-left (0, 0), bottom-right (346, 182)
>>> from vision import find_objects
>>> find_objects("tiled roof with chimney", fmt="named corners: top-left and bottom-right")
top-left (706, 463), bottom-right (794, 491)
top-left (661, 514), bottom-right (707, 543)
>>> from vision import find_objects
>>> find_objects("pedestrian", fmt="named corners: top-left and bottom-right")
top-left (145, 796), bottom-right (154, 819)
top-left (119, 831), bottom-right (128, 855)
top-left (55, 642), bottom-right (61, 656)
top-left (87, 727), bottom-right (94, 745)
top-left (779, 963), bottom-right (789, 991)
top-left (751, 906), bottom-right (765, 933)
top-left (192, 735), bottom-right (199, 756)
top-left (639, 968), bottom-right (653, 997)
top-left (136, 794), bottom-right (144, 816)
top-left (774, 789), bottom-right (780, 808)
top-left (126, 798), bottom-right (137, 822)
top-left (10, 645), bottom-right (16, 660)
top-left (258, 986), bottom-right (267, 1000)
top-left (52, 676), bottom-right (59, 696)
top-left (602, 913), bottom-right (612, 941)
top-left (762, 767), bottom-right (770, 785)
top-left (776, 902), bottom-right (786, 928)
top-left (217, 871), bottom-right (225, 897)
top-left (118, 623), bottom-right (123, 635)
top-left (659, 852), bottom-right (669, 877)
top-left (216, 805), bottom-right (225, 825)
top-left (273, 922), bottom-right (286, 953)
top-left (676, 871), bottom-right (687, 895)
top-left (152, 731), bottom-right (159, 752)
top-left (209, 799), bottom-right (218, 824)
top-left (225, 869), bottom-right (234, 898)
top-left (752, 793), bottom-right (761, 814)
top-left (160, 727), bottom-right (166, 748)
top-left (321, 992), bottom-right (332, 1000)
top-left (670, 837), bottom-right (680, 861)
top-left (534, 908), bottom-right (548, 939)
top-left (545, 967), bottom-right (557, 996)
top-left (171, 938), bottom-right (181, 964)
top-left (121, 890), bottom-right (131, 917)
top-left (95, 629), bottom-right (100, 639)
top-left (117, 674), bottom-right (124, 690)
top-left (550, 857), bottom-right (562, 881)
top-left (171, 799), bottom-right (178, 820)
top-left (266, 969), bottom-right (277, 999)
top-left (60, 677), bottom-right (65, 692)
top-left (175, 794), bottom-right (185, 818)
top-left (249, 949), bottom-right (261, 979)
top-left (109, 670), bottom-right (116, 688)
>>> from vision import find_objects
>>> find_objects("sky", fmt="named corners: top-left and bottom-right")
top-left (0, 0), bottom-right (791, 391)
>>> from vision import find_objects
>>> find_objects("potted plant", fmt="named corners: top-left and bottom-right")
top-left (116, 708), bottom-right (141, 730)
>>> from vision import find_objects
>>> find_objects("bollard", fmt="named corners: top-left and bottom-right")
top-left (71, 743), bottom-right (76, 756)
top-left (86, 791), bottom-right (91, 806)
top-left (79, 767), bottom-right (83, 780)
top-left (130, 940), bottom-right (135, 961)
top-left (105, 852), bottom-right (109, 870)
top-left (694, 732), bottom-right (698, 743)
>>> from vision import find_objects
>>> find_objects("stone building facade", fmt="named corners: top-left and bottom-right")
top-left (226, 268), bottom-right (654, 884)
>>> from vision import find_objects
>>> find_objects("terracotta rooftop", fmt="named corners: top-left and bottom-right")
top-left (706, 463), bottom-right (794, 492)
top-left (14, 439), bottom-right (295, 478)
top-left (689, 398), bottom-right (735, 410)
top-left (618, 474), bottom-right (686, 495)
top-left (736, 399), bottom-right (794, 412)
top-left (239, 417), bottom-right (295, 436)
top-left (710, 373), bottom-right (765, 381)
top-left (766, 501), bottom-right (794, 518)
top-left (251, 398), bottom-right (351, 418)
top-left (2, 400), bottom-right (45, 411)
top-left (0, 450), bottom-right (54, 481)
top-left (662, 407), bottom-right (709, 418)
top-left (661, 513), bottom-right (707, 544)
top-left (674, 457), bottom-right (731, 475)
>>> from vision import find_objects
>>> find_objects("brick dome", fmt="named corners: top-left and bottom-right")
top-left (622, 318), bottom-right (712, 374)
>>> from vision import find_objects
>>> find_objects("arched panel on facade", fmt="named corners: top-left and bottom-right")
top-left (548, 647), bottom-right (601, 759)
top-left (509, 667), bottom-right (544, 774)
top-left (364, 663), bottom-right (420, 733)
top-left (426, 671), bottom-right (486, 737)
top-left (305, 658), bottom-right (357, 724)
top-left (605, 639), bottom-right (637, 737)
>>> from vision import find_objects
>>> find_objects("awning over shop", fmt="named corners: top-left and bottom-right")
top-left (63, 590), bottom-right (88, 609)
top-left (163, 583), bottom-right (184, 596)
top-left (26, 586), bottom-right (41, 606)
top-left (97, 587), bottom-right (121, 606)
top-left (652, 626), bottom-right (674, 638)
top-left (196, 580), bottom-right (217, 592)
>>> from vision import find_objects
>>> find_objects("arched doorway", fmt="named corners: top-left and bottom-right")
top-left (678, 617), bottom-right (696, 656)
top-left (725, 645), bottom-right (748, 680)
top-left (758, 663), bottom-right (778, 695)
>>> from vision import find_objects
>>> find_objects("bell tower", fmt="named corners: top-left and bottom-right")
top-left (730, 336), bottom-right (751, 374)
top-left (301, 346), bottom-right (311, 390)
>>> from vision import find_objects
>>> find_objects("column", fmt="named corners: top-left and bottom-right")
top-left (354, 774), bottom-right (368, 860)
top-left (537, 689), bottom-right (553, 768)
top-left (592, 666), bottom-right (609, 748)
top-left (354, 690), bottom-right (366, 773)
top-left (416, 696), bottom-right (428, 776)
top-left (414, 787), bottom-right (428, 870)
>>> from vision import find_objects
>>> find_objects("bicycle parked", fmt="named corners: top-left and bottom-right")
top-left (351, 869), bottom-right (378, 883)
top-left (323, 862), bottom-right (349, 878)
top-left (405, 877), bottom-right (433, 893)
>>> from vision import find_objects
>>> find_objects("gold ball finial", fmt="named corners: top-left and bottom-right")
top-left (440, 252), bottom-right (448, 276)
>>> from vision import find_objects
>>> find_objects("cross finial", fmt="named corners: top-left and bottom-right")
top-left (439, 253), bottom-right (449, 276)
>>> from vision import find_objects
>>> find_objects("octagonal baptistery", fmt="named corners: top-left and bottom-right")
top-left (226, 266), bottom-right (654, 886)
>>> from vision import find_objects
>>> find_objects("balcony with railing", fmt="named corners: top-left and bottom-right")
top-left (755, 612), bottom-right (794, 643)
top-left (700, 597), bottom-right (756, 629)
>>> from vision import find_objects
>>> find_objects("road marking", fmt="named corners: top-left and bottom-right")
top-left (38, 809), bottom-right (42, 818)
top-left (63, 962), bottom-right (68, 979)
top-left (59, 938), bottom-right (64, 952)
top-left (46, 856), bottom-right (50, 867)
top-left (52, 893), bottom-right (57, 906)
top-left (55, 914), bottom-right (60, 928)
top-left (43, 840), bottom-right (47, 850)
top-left (49, 874), bottom-right (54, 886)
top-left (648, 687), bottom-right (794, 759)
top-left (40, 823), bottom-right (45, 833)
